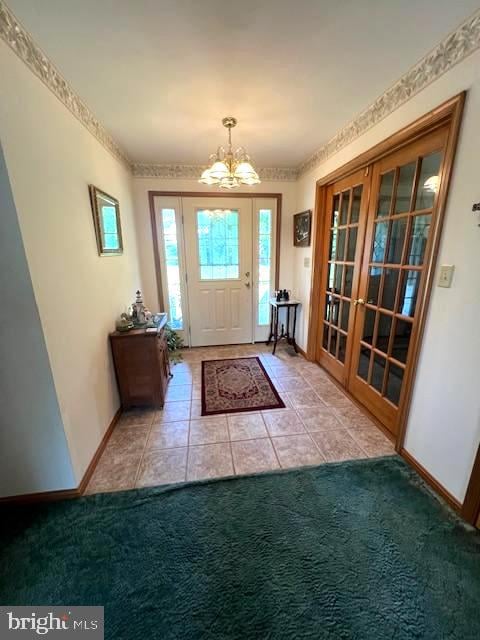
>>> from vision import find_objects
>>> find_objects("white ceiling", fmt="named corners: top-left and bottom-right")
top-left (7, 0), bottom-right (480, 167)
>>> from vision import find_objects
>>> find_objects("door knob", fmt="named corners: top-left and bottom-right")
top-left (245, 281), bottom-right (251, 288)
top-left (353, 298), bottom-right (365, 306)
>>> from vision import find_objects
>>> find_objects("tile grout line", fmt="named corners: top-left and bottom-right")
top-left (132, 413), bottom-right (156, 488)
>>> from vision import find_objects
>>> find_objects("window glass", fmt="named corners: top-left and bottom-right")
top-left (197, 209), bottom-right (239, 279)
top-left (161, 208), bottom-right (183, 329)
top-left (258, 209), bottom-right (272, 325)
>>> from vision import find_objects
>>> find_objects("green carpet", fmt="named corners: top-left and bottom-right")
top-left (1, 457), bottom-right (479, 639)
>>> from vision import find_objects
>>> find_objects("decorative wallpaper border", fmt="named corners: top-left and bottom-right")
top-left (1, 0), bottom-right (479, 180)
top-left (132, 163), bottom-right (298, 181)
top-left (298, 9), bottom-right (480, 177)
top-left (0, 0), bottom-right (131, 169)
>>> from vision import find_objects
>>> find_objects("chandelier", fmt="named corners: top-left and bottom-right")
top-left (198, 116), bottom-right (261, 189)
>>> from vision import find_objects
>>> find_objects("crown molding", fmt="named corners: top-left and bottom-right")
top-left (2, 0), bottom-right (479, 182)
top-left (132, 163), bottom-right (298, 182)
top-left (298, 10), bottom-right (480, 177)
top-left (0, 0), bottom-right (132, 170)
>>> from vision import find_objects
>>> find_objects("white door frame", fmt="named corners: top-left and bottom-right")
top-left (149, 191), bottom-right (281, 346)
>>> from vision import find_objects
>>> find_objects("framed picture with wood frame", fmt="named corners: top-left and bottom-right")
top-left (293, 209), bottom-right (312, 247)
top-left (89, 185), bottom-right (123, 256)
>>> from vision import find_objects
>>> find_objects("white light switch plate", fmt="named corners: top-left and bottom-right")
top-left (438, 264), bottom-right (454, 288)
top-left (304, 256), bottom-right (311, 268)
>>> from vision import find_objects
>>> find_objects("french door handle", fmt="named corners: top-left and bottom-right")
top-left (245, 281), bottom-right (251, 288)
top-left (353, 298), bottom-right (365, 307)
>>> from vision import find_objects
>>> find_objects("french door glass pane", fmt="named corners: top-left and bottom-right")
top-left (387, 218), bottom-right (407, 263)
top-left (340, 301), bottom-right (350, 331)
top-left (407, 214), bottom-right (431, 265)
top-left (367, 267), bottom-right (382, 305)
top-left (329, 329), bottom-right (338, 357)
top-left (376, 314), bottom-right (392, 353)
top-left (386, 363), bottom-right (404, 405)
top-left (197, 209), bottom-right (239, 280)
top-left (332, 195), bottom-right (340, 226)
top-left (398, 270), bottom-right (421, 317)
top-left (415, 151), bottom-right (442, 210)
top-left (381, 268), bottom-right (399, 310)
top-left (257, 209), bottom-right (272, 325)
top-left (362, 308), bottom-right (376, 344)
top-left (371, 354), bottom-right (387, 393)
top-left (358, 347), bottom-right (370, 381)
top-left (338, 334), bottom-right (347, 363)
top-left (372, 222), bottom-right (388, 262)
top-left (377, 171), bottom-right (394, 217)
top-left (392, 319), bottom-right (412, 363)
top-left (340, 191), bottom-right (350, 225)
top-left (322, 324), bottom-right (329, 350)
top-left (334, 264), bottom-right (343, 295)
top-left (344, 266), bottom-right (353, 298)
top-left (336, 228), bottom-right (346, 260)
top-left (346, 226), bottom-right (358, 261)
top-left (394, 162), bottom-right (416, 214)
top-left (350, 185), bottom-right (362, 223)
top-left (161, 208), bottom-right (183, 329)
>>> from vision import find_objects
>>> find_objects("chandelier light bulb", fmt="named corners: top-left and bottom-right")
top-left (198, 117), bottom-right (261, 188)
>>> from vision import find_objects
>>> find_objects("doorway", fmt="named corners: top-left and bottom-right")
top-left (149, 192), bottom-right (280, 347)
top-left (308, 94), bottom-right (464, 444)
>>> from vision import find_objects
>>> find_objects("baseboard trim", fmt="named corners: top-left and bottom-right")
top-left (297, 345), bottom-right (307, 358)
top-left (400, 448), bottom-right (462, 513)
top-left (0, 408), bottom-right (121, 505)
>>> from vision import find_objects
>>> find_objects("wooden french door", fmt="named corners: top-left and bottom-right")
top-left (316, 125), bottom-right (449, 437)
top-left (315, 169), bottom-right (370, 380)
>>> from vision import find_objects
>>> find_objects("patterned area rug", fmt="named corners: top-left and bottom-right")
top-left (201, 356), bottom-right (285, 415)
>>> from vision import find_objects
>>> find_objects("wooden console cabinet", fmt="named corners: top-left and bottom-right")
top-left (110, 319), bottom-right (171, 409)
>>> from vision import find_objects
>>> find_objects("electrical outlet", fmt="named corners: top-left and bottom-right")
top-left (438, 264), bottom-right (454, 288)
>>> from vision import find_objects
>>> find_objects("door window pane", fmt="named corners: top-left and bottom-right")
top-left (394, 162), bottom-right (416, 214)
top-left (340, 301), bottom-right (350, 331)
top-left (387, 218), bottom-right (407, 264)
top-left (358, 346), bottom-right (370, 381)
top-left (362, 308), bottom-right (376, 344)
top-left (346, 226), bottom-right (358, 261)
top-left (371, 222), bottom-right (388, 262)
top-left (161, 208), bottom-right (183, 330)
top-left (367, 267), bottom-right (382, 305)
top-left (197, 209), bottom-right (239, 279)
top-left (337, 228), bottom-right (346, 260)
top-left (377, 171), bottom-right (394, 217)
top-left (398, 270), bottom-right (421, 317)
top-left (376, 314), bottom-right (392, 353)
top-left (257, 209), bottom-right (272, 325)
top-left (331, 297), bottom-right (340, 326)
top-left (350, 185), bottom-right (363, 223)
top-left (371, 354), bottom-right (387, 393)
top-left (338, 334), bottom-right (347, 363)
top-left (415, 151), bottom-right (442, 210)
top-left (329, 329), bottom-right (338, 357)
top-left (381, 268), bottom-right (399, 310)
top-left (407, 214), bottom-right (431, 265)
top-left (322, 324), bottom-right (329, 350)
top-left (392, 319), bottom-right (412, 363)
top-left (329, 227), bottom-right (338, 259)
top-left (331, 194), bottom-right (340, 226)
top-left (334, 264), bottom-right (343, 295)
top-left (340, 190), bottom-right (350, 225)
top-left (327, 263), bottom-right (335, 291)
top-left (324, 295), bottom-right (333, 322)
top-left (386, 363), bottom-right (404, 405)
top-left (344, 266), bottom-right (354, 298)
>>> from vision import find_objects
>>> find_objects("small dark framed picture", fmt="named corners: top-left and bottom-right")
top-left (293, 210), bottom-right (312, 247)
top-left (89, 185), bottom-right (123, 256)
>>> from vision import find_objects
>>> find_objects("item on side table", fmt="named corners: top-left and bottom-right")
top-left (130, 290), bottom-right (150, 327)
top-left (115, 313), bottom-right (134, 332)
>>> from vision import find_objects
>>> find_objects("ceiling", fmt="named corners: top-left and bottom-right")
top-left (7, 0), bottom-right (479, 168)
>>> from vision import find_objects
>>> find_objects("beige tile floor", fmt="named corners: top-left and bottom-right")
top-left (86, 343), bottom-right (395, 494)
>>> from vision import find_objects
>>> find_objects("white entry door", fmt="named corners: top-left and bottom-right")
top-left (183, 197), bottom-right (253, 346)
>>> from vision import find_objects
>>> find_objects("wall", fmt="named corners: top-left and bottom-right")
top-left (132, 177), bottom-right (298, 313)
top-left (0, 143), bottom-right (76, 496)
top-left (0, 40), bottom-right (142, 486)
top-left (294, 50), bottom-right (480, 502)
